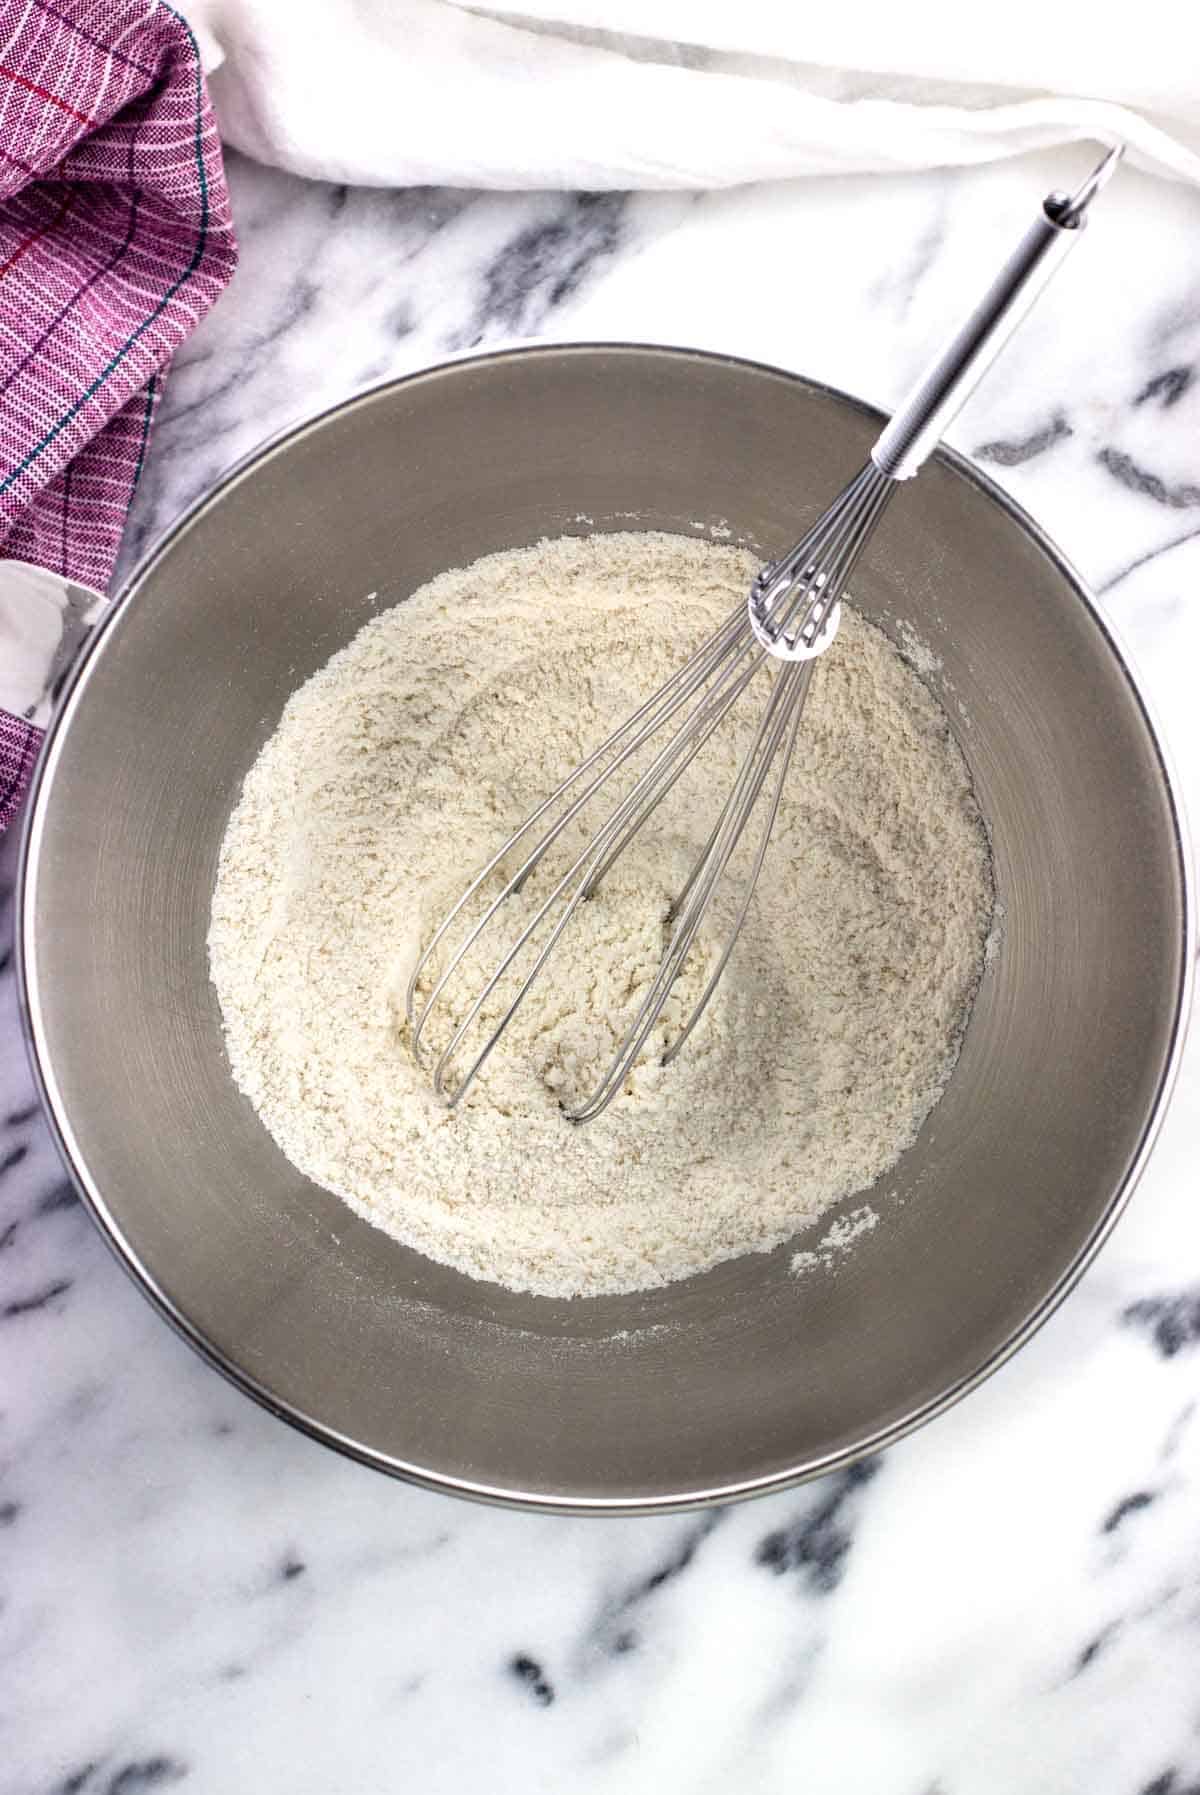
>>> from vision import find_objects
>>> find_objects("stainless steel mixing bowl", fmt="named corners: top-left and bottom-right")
top-left (18, 346), bottom-right (1193, 1512)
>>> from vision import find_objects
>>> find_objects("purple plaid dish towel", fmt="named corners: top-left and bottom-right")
top-left (0, 0), bottom-right (236, 832)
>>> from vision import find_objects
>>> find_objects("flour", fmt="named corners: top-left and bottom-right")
top-left (896, 616), bottom-right (944, 679)
top-left (208, 533), bottom-right (994, 1299)
top-left (790, 1204), bottom-right (882, 1275)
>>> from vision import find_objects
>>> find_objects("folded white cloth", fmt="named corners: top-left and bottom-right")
top-left (186, 0), bottom-right (1200, 191)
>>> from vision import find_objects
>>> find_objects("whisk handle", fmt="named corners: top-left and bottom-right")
top-left (871, 145), bottom-right (1123, 482)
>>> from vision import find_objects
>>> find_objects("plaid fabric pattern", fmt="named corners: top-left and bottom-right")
top-left (0, 0), bottom-right (236, 830)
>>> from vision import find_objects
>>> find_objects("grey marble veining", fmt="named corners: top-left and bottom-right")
top-left (4, 144), bottom-right (1200, 1794)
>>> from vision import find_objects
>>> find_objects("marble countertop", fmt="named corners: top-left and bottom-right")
top-left (4, 145), bottom-right (1200, 1795)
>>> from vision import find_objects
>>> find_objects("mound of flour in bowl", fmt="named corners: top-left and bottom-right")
top-left (208, 533), bottom-right (994, 1298)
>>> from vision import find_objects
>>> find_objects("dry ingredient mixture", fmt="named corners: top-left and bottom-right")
top-left (209, 533), bottom-right (994, 1298)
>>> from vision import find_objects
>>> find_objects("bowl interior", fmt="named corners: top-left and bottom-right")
top-left (21, 347), bottom-right (1189, 1509)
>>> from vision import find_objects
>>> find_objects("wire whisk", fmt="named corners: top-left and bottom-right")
top-left (406, 146), bottom-right (1122, 1122)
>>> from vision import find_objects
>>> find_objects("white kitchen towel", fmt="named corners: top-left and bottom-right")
top-left (186, 0), bottom-right (1200, 191)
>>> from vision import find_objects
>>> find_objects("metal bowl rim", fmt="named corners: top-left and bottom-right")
top-left (16, 341), bottom-right (1197, 1514)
